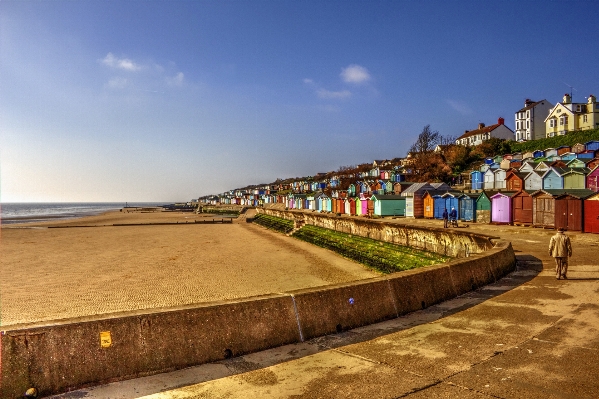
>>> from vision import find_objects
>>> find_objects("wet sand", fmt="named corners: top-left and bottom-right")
top-left (0, 210), bottom-right (379, 327)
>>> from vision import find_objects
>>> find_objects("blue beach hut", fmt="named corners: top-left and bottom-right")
top-left (459, 193), bottom-right (478, 222)
top-left (471, 170), bottom-right (483, 190)
top-left (443, 192), bottom-right (460, 219)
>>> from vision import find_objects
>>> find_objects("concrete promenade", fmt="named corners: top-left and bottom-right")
top-left (48, 218), bottom-right (599, 399)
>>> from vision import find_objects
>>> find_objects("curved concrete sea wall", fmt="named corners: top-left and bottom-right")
top-left (259, 208), bottom-right (494, 257)
top-left (0, 223), bottom-right (515, 397)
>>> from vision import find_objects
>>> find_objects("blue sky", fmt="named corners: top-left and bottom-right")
top-left (1, 1), bottom-right (598, 202)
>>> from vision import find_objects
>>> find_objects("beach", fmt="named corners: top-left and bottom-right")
top-left (0, 209), bottom-right (379, 327)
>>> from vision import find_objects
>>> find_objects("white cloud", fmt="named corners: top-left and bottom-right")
top-left (340, 64), bottom-right (371, 84)
top-left (101, 53), bottom-right (142, 71)
top-left (446, 99), bottom-right (473, 115)
top-left (317, 88), bottom-right (352, 99)
top-left (303, 78), bottom-right (314, 85)
top-left (166, 72), bottom-right (184, 86)
top-left (107, 77), bottom-right (128, 89)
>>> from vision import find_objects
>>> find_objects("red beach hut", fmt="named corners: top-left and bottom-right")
top-left (584, 192), bottom-right (599, 233)
top-left (512, 190), bottom-right (534, 226)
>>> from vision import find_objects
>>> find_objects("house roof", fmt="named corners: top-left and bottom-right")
top-left (516, 100), bottom-right (547, 113)
top-left (456, 123), bottom-right (504, 140)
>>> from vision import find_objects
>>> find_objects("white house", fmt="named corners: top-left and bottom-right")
top-left (514, 99), bottom-right (553, 141)
top-left (455, 118), bottom-right (515, 146)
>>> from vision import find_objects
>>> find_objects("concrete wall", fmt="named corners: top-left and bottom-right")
top-left (259, 208), bottom-right (494, 257)
top-left (0, 235), bottom-right (515, 397)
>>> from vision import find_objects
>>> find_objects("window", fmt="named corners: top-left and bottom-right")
top-left (559, 116), bottom-right (568, 126)
top-left (526, 120), bottom-right (530, 128)
top-left (557, 109), bottom-right (562, 113)
top-left (549, 119), bottom-right (556, 128)
top-left (527, 111), bottom-right (530, 118)
top-left (584, 114), bottom-right (588, 122)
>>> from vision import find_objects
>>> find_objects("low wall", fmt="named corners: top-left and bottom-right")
top-left (259, 209), bottom-right (494, 257)
top-left (0, 238), bottom-right (515, 397)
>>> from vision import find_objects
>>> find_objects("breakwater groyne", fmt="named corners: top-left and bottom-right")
top-left (0, 216), bottom-right (515, 397)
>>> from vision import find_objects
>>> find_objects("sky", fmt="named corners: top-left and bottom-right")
top-left (1, 1), bottom-right (599, 202)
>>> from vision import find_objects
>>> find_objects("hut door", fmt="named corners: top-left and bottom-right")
top-left (585, 200), bottom-right (599, 233)
top-left (555, 199), bottom-right (568, 230)
top-left (567, 199), bottom-right (582, 231)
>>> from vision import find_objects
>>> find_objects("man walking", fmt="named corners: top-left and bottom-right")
top-left (549, 227), bottom-right (572, 280)
top-left (442, 208), bottom-right (448, 228)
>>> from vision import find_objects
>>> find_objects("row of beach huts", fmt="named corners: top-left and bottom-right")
top-left (201, 140), bottom-right (599, 233)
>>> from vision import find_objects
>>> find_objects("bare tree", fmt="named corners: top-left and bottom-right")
top-left (409, 125), bottom-right (440, 154)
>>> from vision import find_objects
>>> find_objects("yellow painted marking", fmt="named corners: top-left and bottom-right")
top-left (100, 331), bottom-right (112, 348)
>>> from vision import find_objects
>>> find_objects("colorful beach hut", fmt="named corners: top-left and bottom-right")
top-left (459, 193), bottom-right (478, 221)
top-left (491, 192), bottom-right (517, 224)
top-left (372, 194), bottom-right (406, 217)
top-left (512, 190), bottom-right (534, 226)
top-left (476, 191), bottom-right (497, 224)
top-left (471, 170), bottom-right (483, 190)
top-left (584, 192), bottom-right (599, 233)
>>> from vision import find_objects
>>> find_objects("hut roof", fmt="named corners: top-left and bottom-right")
top-left (531, 189), bottom-right (596, 199)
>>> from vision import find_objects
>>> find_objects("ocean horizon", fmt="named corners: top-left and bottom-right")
top-left (0, 202), bottom-right (168, 225)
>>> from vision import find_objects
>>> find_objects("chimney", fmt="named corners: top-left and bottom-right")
top-left (498, 117), bottom-right (505, 125)
top-left (563, 93), bottom-right (571, 104)
top-left (478, 123), bottom-right (485, 130)
top-left (525, 99), bottom-right (532, 106)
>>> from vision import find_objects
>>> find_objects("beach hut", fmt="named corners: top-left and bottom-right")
top-left (499, 158), bottom-right (512, 170)
top-left (459, 193), bottom-right (478, 221)
top-left (585, 141), bottom-right (599, 151)
top-left (494, 168), bottom-right (507, 190)
top-left (512, 190), bottom-right (534, 226)
top-left (524, 171), bottom-right (544, 191)
top-left (372, 194), bottom-right (406, 217)
top-left (545, 148), bottom-right (558, 158)
top-left (560, 152), bottom-right (577, 161)
top-left (587, 166), bottom-right (599, 192)
top-left (556, 146), bottom-right (571, 156)
top-left (483, 169), bottom-right (496, 190)
top-left (484, 157), bottom-right (494, 165)
top-left (584, 192), bottom-right (599, 233)
top-left (510, 159), bottom-right (522, 169)
top-left (577, 150), bottom-right (596, 159)
top-left (443, 192), bottom-right (460, 219)
top-left (519, 161), bottom-right (536, 174)
top-left (572, 143), bottom-right (586, 154)
top-left (566, 158), bottom-right (586, 169)
top-left (563, 168), bottom-right (588, 190)
top-left (401, 182), bottom-right (435, 218)
top-left (423, 191), bottom-right (437, 218)
top-left (491, 192), bottom-right (516, 224)
top-left (512, 152), bottom-right (523, 160)
top-left (532, 190), bottom-right (555, 228)
top-left (476, 191), bottom-right (497, 224)
top-left (542, 167), bottom-right (569, 190)
top-left (503, 154), bottom-right (513, 161)
top-left (505, 170), bottom-right (527, 191)
top-left (471, 170), bottom-right (483, 190)
top-left (587, 158), bottom-right (599, 170)
top-left (434, 193), bottom-right (447, 219)
top-left (533, 150), bottom-right (544, 158)
top-left (522, 151), bottom-right (534, 160)
top-left (493, 155), bottom-right (503, 164)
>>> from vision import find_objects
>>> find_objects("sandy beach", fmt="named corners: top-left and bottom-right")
top-left (0, 209), bottom-right (379, 327)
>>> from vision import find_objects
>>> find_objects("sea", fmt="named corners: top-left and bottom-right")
top-left (0, 202), bottom-right (166, 225)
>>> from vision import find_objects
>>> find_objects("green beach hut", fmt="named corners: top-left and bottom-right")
top-left (372, 194), bottom-right (406, 217)
top-left (476, 191), bottom-right (498, 223)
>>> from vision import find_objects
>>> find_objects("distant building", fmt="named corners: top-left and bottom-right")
top-left (545, 94), bottom-right (599, 137)
top-left (455, 118), bottom-right (515, 146)
top-left (514, 99), bottom-right (553, 141)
